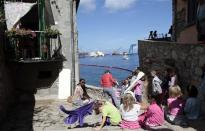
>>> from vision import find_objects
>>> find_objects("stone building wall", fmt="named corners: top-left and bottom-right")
top-left (0, 4), bottom-right (13, 127)
top-left (138, 40), bottom-right (205, 90)
top-left (36, 0), bottom-right (80, 99)
top-left (0, 0), bottom-right (79, 129)
top-left (173, 0), bottom-right (198, 43)
top-left (0, 32), bottom-right (36, 130)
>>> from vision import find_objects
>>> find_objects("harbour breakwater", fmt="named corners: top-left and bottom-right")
top-left (80, 54), bottom-right (139, 86)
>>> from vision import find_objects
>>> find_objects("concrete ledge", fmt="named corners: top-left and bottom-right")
top-left (86, 84), bottom-right (103, 90)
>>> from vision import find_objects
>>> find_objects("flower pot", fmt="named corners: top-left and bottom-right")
top-left (45, 34), bottom-right (58, 39)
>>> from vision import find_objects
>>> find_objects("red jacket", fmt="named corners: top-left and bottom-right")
top-left (100, 73), bottom-right (116, 88)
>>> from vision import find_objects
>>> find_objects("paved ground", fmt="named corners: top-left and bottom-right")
top-left (33, 98), bottom-right (205, 131)
top-left (34, 86), bottom-right (205, 131)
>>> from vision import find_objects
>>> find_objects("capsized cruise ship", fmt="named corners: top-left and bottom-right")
top-left (89, 51), bottom-right (105, 57)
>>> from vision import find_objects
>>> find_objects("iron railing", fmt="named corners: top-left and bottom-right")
top-left (5, 31), bottom-right (62, 62)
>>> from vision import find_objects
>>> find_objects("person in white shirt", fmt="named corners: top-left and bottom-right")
top-left (151, 70), bottom-right (162, 95)
top-left (120, 91), bottom-right (146, 129)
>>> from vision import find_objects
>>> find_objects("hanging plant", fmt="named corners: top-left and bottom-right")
top-left (5, 28), bottom-right (35, 39)
top-left (45, 27), bottom-right (61, 38)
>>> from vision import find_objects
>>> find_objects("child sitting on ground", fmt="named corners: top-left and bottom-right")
top-left (184, 85), bottom-right (201, 120)
top-left (138, 94), bottom-right (164, 128)
top-left (120, 91), bottom-right (146, 129)
top-left (166, 85), bottom-right (186, 125)
top-left (67, 79), bottom-right (90, 106)
top-left (93, 100), bottom-right (121, 131)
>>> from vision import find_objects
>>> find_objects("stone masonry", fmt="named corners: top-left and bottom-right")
top-left (138, 40), bottom-right (205, 89)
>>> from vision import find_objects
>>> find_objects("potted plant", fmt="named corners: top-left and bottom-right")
top-left (45, 27), bottom-right (61, 38)
top-left (5, 28), bottom-right (35, 39)
top-left (5, 28), bottom-right (16, 38)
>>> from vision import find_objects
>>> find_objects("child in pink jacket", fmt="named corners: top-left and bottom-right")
top-left (138, 94), bottom-right (164, 128)
top-left (166, 85), bottom-right (186, 126)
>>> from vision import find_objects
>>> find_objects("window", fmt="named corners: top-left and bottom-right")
top-left (187, 0), bottom-right (198, 25)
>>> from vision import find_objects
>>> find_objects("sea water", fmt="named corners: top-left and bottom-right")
top-left (79, 54), bottom-right (139, 86)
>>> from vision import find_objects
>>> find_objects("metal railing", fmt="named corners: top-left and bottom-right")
top-left (5, 30), bottom-right (62, 62)
top-left (146, 33), bottom-right (171, 41)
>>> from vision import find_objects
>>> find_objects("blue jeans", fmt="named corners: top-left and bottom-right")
top-left (103, 87), bottom-right (120, 108)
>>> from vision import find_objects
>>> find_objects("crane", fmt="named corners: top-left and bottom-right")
top-left (128, 44), bottom-right (137, 54)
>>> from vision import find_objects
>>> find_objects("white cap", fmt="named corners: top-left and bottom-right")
top-left (136, 71), bottom-right (145, 80)
top-left (124, 71), bottom-right (145, 93)
top-left (125, 91), bottom-right (136, 102)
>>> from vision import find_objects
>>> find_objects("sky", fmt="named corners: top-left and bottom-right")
top-left (77, 0), bottom-right (172, 53)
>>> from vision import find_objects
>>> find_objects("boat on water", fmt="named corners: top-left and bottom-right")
top-left (89, 51), bottom-right (104, 57)
top-left (122, 55), bottom-right (129, 60)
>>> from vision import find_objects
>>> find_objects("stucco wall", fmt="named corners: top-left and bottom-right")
top-left (176, 0), bottom-right (186, 11)
top-left (36, 0), bottom-right (79, 98)
top-left (177, 25), bottom-right (198, 43)
top-left (138, 40), bottom-right (205, 89)
top-left (174, 0), bottom-right (198, 43)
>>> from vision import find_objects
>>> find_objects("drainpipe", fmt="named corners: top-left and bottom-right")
top-left (70, 0), bottom-right (75, 95)
top-left (38, 0), bottom-right (45, 58)
top-left (73, 0), bottom-right (79, 86)
top-left (172, 0), bottom-right (177, 41)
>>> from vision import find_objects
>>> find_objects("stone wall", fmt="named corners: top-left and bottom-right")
top-left (138, 40), bottom-right (205, 90)
top-left (173, 0), bottom-right (199, 43)
top-left (0, 38), bottom-right (36, 131)
top-left (0, 15), bottom-right (62, 131)
top-left (0, 1), bottom-right (79, 130)
top-left (0, 4), bottom-right (13, 127)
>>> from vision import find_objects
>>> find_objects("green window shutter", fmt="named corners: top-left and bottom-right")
top-left (38, 0), bottom-right (45, 59)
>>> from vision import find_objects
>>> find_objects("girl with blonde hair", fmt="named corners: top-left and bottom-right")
top-left (166, 85), bottom-right (186, 125)
top-left (93, 100), bottom-right (121, 131)
top-left (120, 91), bottom-right (143, 129)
